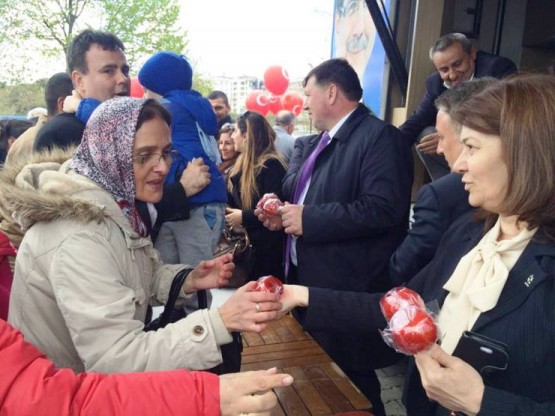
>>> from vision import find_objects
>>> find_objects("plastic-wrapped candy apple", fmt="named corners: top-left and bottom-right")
top-left (255, 275), bottom-right (284, 296)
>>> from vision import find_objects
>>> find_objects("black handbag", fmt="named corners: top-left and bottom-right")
top-left (144, 268), bottom-right (242, 374)
top-left (213, 224), bottom-right (254, 288)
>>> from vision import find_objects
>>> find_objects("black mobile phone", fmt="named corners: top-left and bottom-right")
top-left (452, 331), bottom-right (509, 376)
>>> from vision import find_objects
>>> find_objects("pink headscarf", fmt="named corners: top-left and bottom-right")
top-left (71, 97), bottom-right (150, 237)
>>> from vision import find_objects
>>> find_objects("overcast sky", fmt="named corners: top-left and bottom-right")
top-left (180, 0), bottom-right (334, 80)
top-left (0, 1), bottom-right (334, 84)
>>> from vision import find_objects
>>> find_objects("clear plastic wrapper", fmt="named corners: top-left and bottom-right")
top-left (379, 286), bottom-right (423, 321)
top-left (256, 193), bottom-right (284, 216)
top-left (254, 275), bottom-right (284, 296)
top-left (380, 306), bottom-right (438, 355)
top-left (379, 287), bottom-right (438, 355)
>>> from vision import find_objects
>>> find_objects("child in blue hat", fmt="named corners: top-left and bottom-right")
top-left (139, 51), bottom-right (227, 269)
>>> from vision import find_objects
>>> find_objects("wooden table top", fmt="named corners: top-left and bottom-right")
top-left (242, 314), bottom-right (373, 416)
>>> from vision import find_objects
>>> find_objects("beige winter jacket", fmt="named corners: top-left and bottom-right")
top-left (1, 150), bottom-right (230, 373)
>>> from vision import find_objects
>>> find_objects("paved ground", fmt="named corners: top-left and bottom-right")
top-left (377, 358), bottom-right (408, 415)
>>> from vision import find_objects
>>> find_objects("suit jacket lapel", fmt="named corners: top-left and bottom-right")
top-left (472, 237), bottom-right (555, 331)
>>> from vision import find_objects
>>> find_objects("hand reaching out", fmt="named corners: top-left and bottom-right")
top-left (182, 253), bottom-right (234, 293)
top-left (219, 367), bottom-right (294, 416)
top-left (218, 282), bottom-right (282, 333)
top-left (255, 206), bottom-right (284, 231)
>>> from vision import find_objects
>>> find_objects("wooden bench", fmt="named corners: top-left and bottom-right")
top-left (242, 314), bottom-right (373, 416)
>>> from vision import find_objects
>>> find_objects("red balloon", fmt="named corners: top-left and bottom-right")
top-left (245, 90), bottom-right (269, 116)
top-left (267, 94), bottom-right (283, 114)
top-left (281, 92), bottom-right (304, 116)
top-left (130, 76), bottom-right (144, 98)
top-left (264, 65), bottom-right (289, 96)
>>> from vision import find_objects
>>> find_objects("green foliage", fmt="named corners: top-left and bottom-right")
top-left (192, 73), bottom-right (214, 97)
top-left (0, 0), bottom-right (186, 76)
top-left (101, 0), bottom-right (187, 71)
top-left (0, 79), bottom-right (47, 115)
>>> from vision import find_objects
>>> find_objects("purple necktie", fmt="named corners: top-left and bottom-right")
top-left (284, 132), bottom-right (332, 277)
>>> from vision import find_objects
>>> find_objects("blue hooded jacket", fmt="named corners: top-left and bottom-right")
top-left (161, 90), bottom-right (227, 205)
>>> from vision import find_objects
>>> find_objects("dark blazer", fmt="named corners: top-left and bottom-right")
top-left (389, 172), bottom-right (473, 283)
top-left (283, 104), bottom-right (413, 371)
top-left (228, 157), bottom-right (286, 280)
top-left (303, 210), bottom-right (555, 415)
top-left (400, 51), bottom-right (517, 145)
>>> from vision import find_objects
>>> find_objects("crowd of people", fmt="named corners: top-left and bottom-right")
top-left (0, 27), bottom-right (554, 416)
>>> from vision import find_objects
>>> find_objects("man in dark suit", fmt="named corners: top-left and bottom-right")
top-left (401, 33), bottom-right (516, 180)
top-left (259, 58), bottom-right (413, 416)
top-left (390, 78), bottom-right (498, 283)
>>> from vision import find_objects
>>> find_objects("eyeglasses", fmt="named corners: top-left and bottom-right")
top-left (132, 149), bottom-right (178, 166)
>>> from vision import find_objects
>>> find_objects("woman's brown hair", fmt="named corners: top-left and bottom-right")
top-left (451, 73), bottom-right (555, 238)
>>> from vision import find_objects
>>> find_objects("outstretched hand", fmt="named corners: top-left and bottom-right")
top-left (278, 284), bottom-right (309, 318)
top-left (255, 206), bottom-right (284, 231)
top-left (218, 281), bottom-right (282, 333)
top-left (219, 367), bottom-right (294, 416)
top-left (182, 253), bottom-right (234, 293)
top-left (415, 344), bottom-right (484, 416)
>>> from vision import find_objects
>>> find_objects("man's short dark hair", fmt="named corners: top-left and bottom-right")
top-left (45, 72), bottom-right (73, 117)
top-left (207, 90), bottom-right (230, 105)
top-left (303, 58), bottom-right (363, 102)
top-left (68, 29), bottom-right (125, 74)
top-left (429, 33), bottom-right (473, 60)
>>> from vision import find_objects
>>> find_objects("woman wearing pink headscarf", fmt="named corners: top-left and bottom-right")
top-left (3, 97), bottom-right (281, 374)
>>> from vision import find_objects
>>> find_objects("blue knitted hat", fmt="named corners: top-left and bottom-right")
top-left (138, 51), bottom-right (193, 95)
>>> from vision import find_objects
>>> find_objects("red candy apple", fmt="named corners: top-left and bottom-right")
top-left (389, 307), bottom-right (437, 355)
top-left (257, 193), bottom-right (284, 216)
top-left (262, 197), bottom-right (284, 216)
top-left (380, 287), bottom-right (423, 321)
top-left (255, 275), bottom-right (284, 296)
top-left (256, 193), bottom-right (278, 210)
